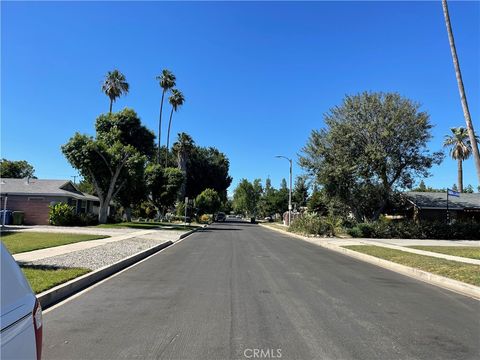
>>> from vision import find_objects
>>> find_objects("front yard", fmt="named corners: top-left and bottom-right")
top-left (1, 231), bottom-right (108, 254)
top-left (344, 245), bottom-right (480, 286)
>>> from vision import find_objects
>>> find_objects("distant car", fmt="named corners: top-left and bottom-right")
top-left (265, 216), bottom-right (273, 222)
top-left (215, 212), bottom-right (226, 222)
top-left (1, 242), bottom-right (43, 360)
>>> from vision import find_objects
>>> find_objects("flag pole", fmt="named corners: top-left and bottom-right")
top-left (446, 189), bottom-right (450, 224)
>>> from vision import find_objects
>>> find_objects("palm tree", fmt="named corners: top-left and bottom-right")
top-left (443, 127), bottom-right (478, 192)
top-left (165, 89), bottom-right (185, 167)
top-left (156, 70), bottom-right (176, 163)
top-left (173, 132), bottom-right (194, 199)
top-left (101, 70), bottom-right (129, 113)
top-left (442, 0), bottom-right (480, 182)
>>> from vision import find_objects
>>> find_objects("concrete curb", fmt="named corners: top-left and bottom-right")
top-left (259, 224), bottom-right (480, 300)
top-left (37, 225), bottom-right (205, 309)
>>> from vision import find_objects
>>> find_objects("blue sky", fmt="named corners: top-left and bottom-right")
top-left (2, 1), bottom-right (479, 195)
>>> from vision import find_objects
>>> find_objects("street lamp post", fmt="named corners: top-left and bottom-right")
top-left (275, 156), bottom-right (292, 226)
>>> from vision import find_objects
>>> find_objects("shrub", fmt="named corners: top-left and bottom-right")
top-left (347, 220), bottom-right (480, 240)
top-left (49, 203), bottom-right (76, 226)
top-left (199, 214), bottom-right (212, 224)
top-left (289, 214), bottom-right (342, 236)
top-left (347, 227), bottom-right (363, 238)
top-left (78, 213), bottom-right (98, 226)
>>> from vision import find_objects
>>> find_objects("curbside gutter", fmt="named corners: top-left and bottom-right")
top-left (37, 225), bottom-right (206, 309)
top-left (259, 224), bottom-right (480, 300)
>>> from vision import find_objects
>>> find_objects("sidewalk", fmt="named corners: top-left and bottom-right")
top-left (13, 228), bottom-right (188, 263)
top-left (260, 224), bottom-right (480, 265)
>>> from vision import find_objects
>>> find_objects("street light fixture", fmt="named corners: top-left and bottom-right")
top-left (275, 155), bottom-right (292, 226)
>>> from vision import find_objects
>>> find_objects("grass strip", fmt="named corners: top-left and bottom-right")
top-left (408, 246), bottom-right (480, 260)
top-left (1, 232), bottom-right (108, 254)
top-left (343, 245), bottom-right (480, 286)
top-left (21, 265), bottom-right (90, 294)
top-left (95, 222), bottom-right (199, 230)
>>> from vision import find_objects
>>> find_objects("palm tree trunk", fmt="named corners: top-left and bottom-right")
top-left (458, 159), bottom-right (463, 193)
top-left (109, 99), bottom-right (113, 114)
top-left (442, 0), bottom-right (480, 182)
top-left (158, 90), bottom-right (165, 164)
top-left (165, 108), bottom-right (174, 167)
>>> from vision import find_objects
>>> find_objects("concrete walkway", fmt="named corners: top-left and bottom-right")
top-left (13, 228), bottom-right (188, 263)
top-left (260, 224), bottom-right (480, 265)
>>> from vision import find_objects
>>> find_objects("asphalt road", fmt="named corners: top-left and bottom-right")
top-left (43, 221), bottom-right (479, 360)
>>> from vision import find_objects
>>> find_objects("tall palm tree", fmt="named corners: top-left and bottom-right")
top-left (443, 127), bottom-right (478, 192)
top-left (442, 0), bottom-right (480, 182)
top-left (165, 89), bottom-right (185, 167)
top-left (102, 70), bottom-right (129, 113)
top-left (173, 132), bottom-right (194, 199)
top-left (156, 70), bottom-right (176, 163)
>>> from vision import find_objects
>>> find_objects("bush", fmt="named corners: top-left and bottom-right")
top-left (289, 214), bottom-right (342, 236)
top-left (49, 203), bottom-right (101, 226)
top-left (347, 220), bottom-right (480, 240)
top-left (347, 227), bottom-right (363, 238)
top-left (77, 213), bottom-right (98, 226)
top-left (49, 203), bottom-right (76, 226)
top-left (199, 214), bottom-right (212, 224)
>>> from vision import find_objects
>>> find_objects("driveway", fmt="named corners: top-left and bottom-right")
top-left (43, 221), bottom-right (479, 360)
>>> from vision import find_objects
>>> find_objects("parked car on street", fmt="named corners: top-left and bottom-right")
top-left (215, 212), bottom-right (226, 222)
top-left (1, 242), bottom-right (43, 360)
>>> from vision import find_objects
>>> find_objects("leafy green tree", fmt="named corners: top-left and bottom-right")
top-left (292, 176), bottom-right (309, 208)
top-left (185, 146), bottom-right (232, 201)
top-left (307, 186), bottom-right (327, 214)
top-left (173, 132), bottom-right (194, 200)
top-left (62, 108), bottom-right (155, 223)
top-left (222, 199), bottom-right (233, 214)
top-left (299, 92), bottom-right (443, 221)
top-left (76, 179), bottom-right (96, 194)
top-left (145, 164), bottom-right (184, 216)
top-left (165, 89), bottom-right (185, 166)
top-left (412, 181), bottom-right (446, 193)
top-left (464, 184), bottom-right (474, 193)
top-left (102, 70), bottom-right (129, 113)
top-left (233, 179), bottom-right (257, 216)
top-left (115, 155), bottom-right (148, 221)
top-left (258, 178), bottom-right (277, 216)
top-left (156, 69), bottom-right (176, 162)
top-left (443, 127), bottom-right (478, 192)
top-left (0, 159), bottom-right (35, 178)
top-left (273, 179), bottom-right (289, 214)
top-left (195, 188), bottom-right (221, 216)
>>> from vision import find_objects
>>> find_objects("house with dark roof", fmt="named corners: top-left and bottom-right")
top-left (0, 178), bottom-right (102, 225)
top-left (403, 191), bottom-right (480, 223)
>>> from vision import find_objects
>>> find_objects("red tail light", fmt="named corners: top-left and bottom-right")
top-left (33, 299), bottom-right (43, 360)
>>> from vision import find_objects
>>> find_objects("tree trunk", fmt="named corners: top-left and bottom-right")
top-left (109, 99), bottom-right (113, 114)
top-left (125, 207), bottom-right (132, 222)
top-left (165, 108), bottom-right (174, 167)
top-left (158, 90), bottom-right (165, 164)
top-left (442, 0), bottom-right (480, 182)
top-left (99, 203), bottom-right (109, 224)
top-left (458, 159), bottom-right (463, 192)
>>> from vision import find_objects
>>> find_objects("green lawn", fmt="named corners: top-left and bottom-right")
top-left (95, 221), bottom-right (200, 230)
top-left (343, 245), bottom-right (480, 286)
top-left (21, 265), bottom-right (90, 294)
top-left (1, 232), bottom-right (108, 254)
top-left (408, 246), bottom-right (480, 260)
